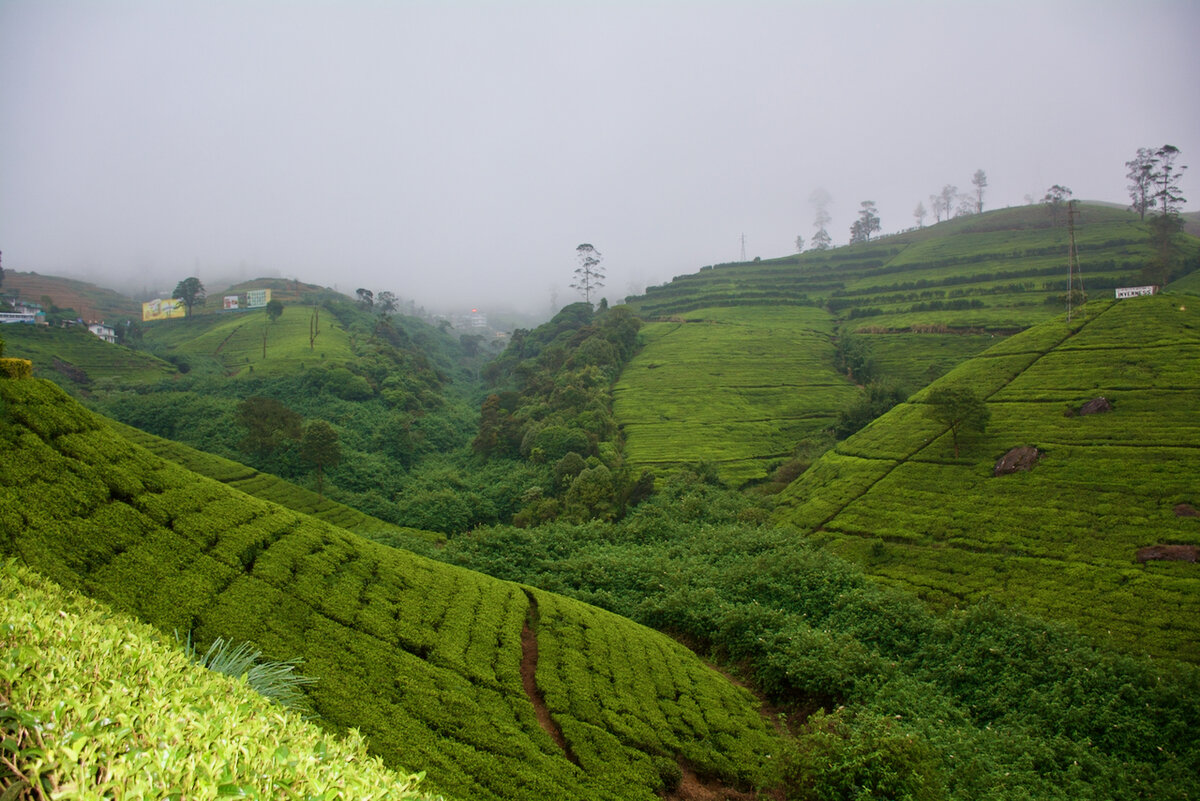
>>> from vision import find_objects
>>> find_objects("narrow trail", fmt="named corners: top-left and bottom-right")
top-left (519, 591), bottom-right (577, 764)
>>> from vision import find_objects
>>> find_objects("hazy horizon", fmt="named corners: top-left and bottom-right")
top-left (2, 0), bottom-right (1198, 315)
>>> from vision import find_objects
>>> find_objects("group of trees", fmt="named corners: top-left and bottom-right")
top-left (803, 170), bottom-right (990, 247)
top-left (1127, 144), bottom-right (1188, 284)
top-left (355, 288), bottom-right (400, 315)
top-left (848, 201), bottom-right (880, 244)
top-left (472, 302), bottom-right (649, 525)
top-left (920, 170), bottom-right (988, 225)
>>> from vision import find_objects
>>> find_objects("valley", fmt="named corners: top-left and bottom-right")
top-left (2, 202), bottom-right (1199, 799)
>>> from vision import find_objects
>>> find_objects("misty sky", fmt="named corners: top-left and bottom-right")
top-left (2, 1), bottom-right (1198, 316)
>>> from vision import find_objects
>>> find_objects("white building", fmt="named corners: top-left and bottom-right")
top-left (87, 323), bottom-right (117, 343)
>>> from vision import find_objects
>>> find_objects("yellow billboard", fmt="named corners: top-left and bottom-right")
top-left (142, 297), bottom-right (186, 321)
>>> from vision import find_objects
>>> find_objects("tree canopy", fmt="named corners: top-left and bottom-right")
top-left (172, 277), bottom-right (206, 318)
top-left (300, 420), bottom-right (341, 498)
top-left (925, 385), bottom-right (990, 457)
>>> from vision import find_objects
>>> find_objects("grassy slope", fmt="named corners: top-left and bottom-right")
top-left (0, 377), bottom-right (781, 801)
top-left (0, 559), bottom-right (437, 800)
top-left (108, 418), bottom-right (443, 549)
top-left (616, 204), bottom-right (1199, 485)
top-left (141, 302), bottom-right (355, 377)
top-left (0, 323), bottom-right (176, 389)
top-left (773, 294), bottom-right (1200, 662)
top-left (614, 306), bottom-right (857, 484)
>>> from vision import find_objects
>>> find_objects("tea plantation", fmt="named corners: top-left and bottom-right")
top-left (0, 560), bottom-right (439, 800)
top-left (0, 322), bottom-right (176, 388)
top-left (613, 305), bottom-right (858, 484)
top-left (616, 204), bottom-right (1199, 485)
top-left (774, 294), bottom-right (1200, 661)
top-left (0, 377), bottom-right (783, 800)
top-left (109, 418), bottom-right (443, 550)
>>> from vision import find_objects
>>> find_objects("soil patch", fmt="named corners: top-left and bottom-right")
top-left (661, 759), bottom-right (767, 801)
top-left (519, 591), bottom-right (576, 763)
top-left (1077, 396), bottom-right (1113, 415)
top-left (994, 445), bottom-right (1042, 476)
top-left (1175, 503), bottom-right (1200, 518)
top-left (1136, 544), bottom-right (1200, 563)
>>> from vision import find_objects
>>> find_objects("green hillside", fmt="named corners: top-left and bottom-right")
top-left (617, 204), bottom-right (1199, 484)
top-left (109, 418), bottom-right (443, 550)
top-left (0, 376), bottom-right (782, 800)
top-left (773, 294), bottom-right (1200, 662)
top-left (0, 322), bottom-right (176, 390)
top-left (141, 300), bottom-right (355, 377)
top-left (614, 306), bottom-right (857, 484)
top-left (1, 560), bottom-right (437, 800)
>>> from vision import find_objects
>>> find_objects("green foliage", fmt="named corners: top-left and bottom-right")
top-left (266, 298), bottom-right (284, 321)
top-left (472, 303), bottom-right (644, 524)
top-left (615, 306), bottom-right (857, 484)
top-left (445, 479), bottom-right (1200, 801)
top-left (784, 708), bottom-right (946, 801)
top-left (0, 357), bottom-right (33, 380)
top-left (182, 634), bottom-right (316, 713)
top-left (833, 381), bottom-right (908, 439)
top-left (776, 295), bottom-right (1200, 661)
top-left (0, 560), bottom-right (439, 800)
top-left (236, 395), bottom-right (303, 455)
top-left (173, 276), bottom-right (206, 318)
top-left (300, 419), bottom-right (341, 498)
top-left (923, 385), bottom-right (990, 457)
top-left (0, 378), bottom-right (783, 800)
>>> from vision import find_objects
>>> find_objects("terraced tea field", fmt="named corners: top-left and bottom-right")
top-left (1, 322), bottom-right (176, 388)
top-left (142, 304), bottom-right (354, 376)
top-left (773, 294), bottom-right (1200, 662)
top-left (109, 419), bottom-right (443, 549)
top-left (613, 306), bottom-right (857, 484)
top-left (0, 377), bottom-right (781, 800)
top-left (617, 205), bottom-right (1199, 485)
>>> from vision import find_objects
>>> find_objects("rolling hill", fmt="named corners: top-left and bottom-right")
top-left (773, 293), bottom-right (1200, 661)
top-left (0, 322), bottom-right (177, 390)
top-left (0, 375), bottom-right (783, 800)
top-left (618, 203), bottom-right (1200, 484)
top-left (613, 306), bottom-right (857, 485)
top-left (0, 270), bottom-right (143, 322)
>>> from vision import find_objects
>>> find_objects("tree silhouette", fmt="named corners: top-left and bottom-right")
top-left (172, 277), bottom-right (206, 319)
top-left (300, 420), bottom-right (341, 499)
top-left (571, 244), bottom-right (605, 304)
top-left (925, 386), bottom-right (990, 458)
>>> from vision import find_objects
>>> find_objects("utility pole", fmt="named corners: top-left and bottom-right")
top-left (1066, 201), bottom-right (1085, 322)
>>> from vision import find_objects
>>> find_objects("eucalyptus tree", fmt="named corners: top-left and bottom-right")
top-left (571, 243), bottom-right (605, 304)
top-left (971, 169), bottom-right (988, 213)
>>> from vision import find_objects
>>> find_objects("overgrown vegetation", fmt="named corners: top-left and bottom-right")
top-left (470, 301), bottom-right (651, 525)
top-left (444, 470), bottom-right (1200, 800)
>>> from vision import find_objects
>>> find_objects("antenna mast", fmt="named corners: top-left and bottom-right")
top-left (1066, 201), bottom-right (1085, 322)
top-left (740, 233), bottom-right (747, 262)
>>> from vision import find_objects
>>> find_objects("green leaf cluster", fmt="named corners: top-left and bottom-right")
top-left (0, 559), bottom-right (437, 801)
